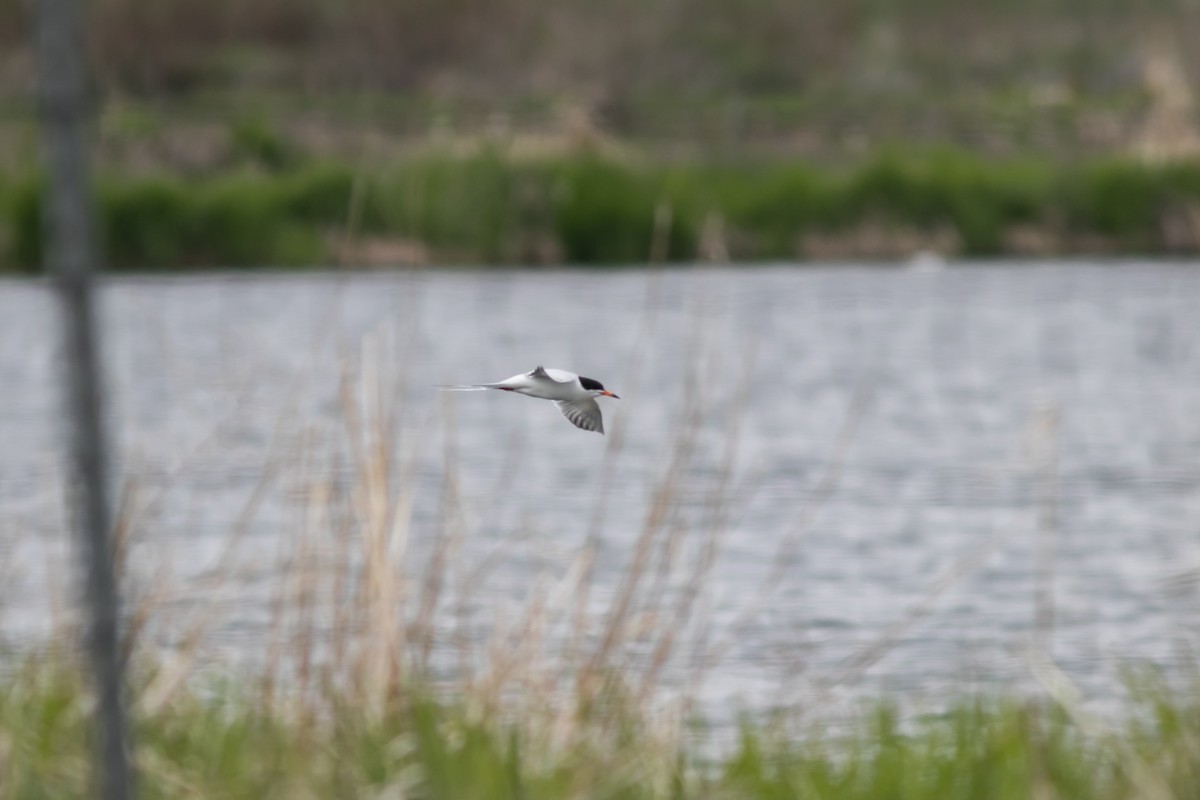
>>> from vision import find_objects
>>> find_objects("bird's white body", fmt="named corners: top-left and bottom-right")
top-left (439, 366), bottom-right (619, 434)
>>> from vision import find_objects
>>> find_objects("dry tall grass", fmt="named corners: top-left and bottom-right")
top-left (13, 271), bottom-right (760, 774)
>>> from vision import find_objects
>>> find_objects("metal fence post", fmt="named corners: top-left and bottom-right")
top-left (34, 0), bottom-right (136, 797)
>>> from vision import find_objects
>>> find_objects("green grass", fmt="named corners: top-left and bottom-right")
top-left (5, 657), bottom-right (1200, 798)
top-left (5, 147), bottom-right (1200, 271)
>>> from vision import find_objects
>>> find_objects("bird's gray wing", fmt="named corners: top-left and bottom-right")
top-left (554, 398), bottom-right (604, 434)
top-left (530, 365), bottom-right (576, 384)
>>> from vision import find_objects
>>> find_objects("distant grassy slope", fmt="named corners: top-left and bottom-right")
top-left (1, 0), bottom-right (1199, 157)
top-left (3, 0), bottom-right (1200, 267)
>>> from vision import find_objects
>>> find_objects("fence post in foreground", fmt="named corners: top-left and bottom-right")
top-left (34, 1), bottom-right (136, 798)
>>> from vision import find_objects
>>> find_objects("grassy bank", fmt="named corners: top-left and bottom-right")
top-left (6, 147), bottom-right (1200, 270)
top-left (1, 0), bottom-right (1195, 156)
top-left (6, 656), bottom-right (1200, 798)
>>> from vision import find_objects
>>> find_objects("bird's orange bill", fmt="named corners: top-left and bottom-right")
top-left (601, 390), bottom-right (620, 399)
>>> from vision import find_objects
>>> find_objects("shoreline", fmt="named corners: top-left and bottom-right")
top-left (5, 147), bottom-right (1200, 271)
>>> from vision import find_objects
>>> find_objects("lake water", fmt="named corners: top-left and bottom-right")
top-left (3, 261), bottom-right (1200, 726)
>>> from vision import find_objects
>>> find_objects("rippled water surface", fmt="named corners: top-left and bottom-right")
top-left (3, 262), bottom-right (1200, 722)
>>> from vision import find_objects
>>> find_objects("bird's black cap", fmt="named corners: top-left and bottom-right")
top-left (579, 376), bottom-right (604, 391)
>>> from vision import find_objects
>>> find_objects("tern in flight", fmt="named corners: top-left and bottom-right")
top-left (439, 365), bottom-right (620, 434)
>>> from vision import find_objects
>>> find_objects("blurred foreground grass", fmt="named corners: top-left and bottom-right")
top-left (6, 147), bottom-right (1200, 270)
top-left (6, 657), bottom-right (1200, 798)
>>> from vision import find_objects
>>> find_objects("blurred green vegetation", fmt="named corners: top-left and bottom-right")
top-left (7, 658), bottom-right (1200, 799)
top-left (1, 0), bottom-right (1198, 266)
top-left (5, 146), bottom-right (1200, 270)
